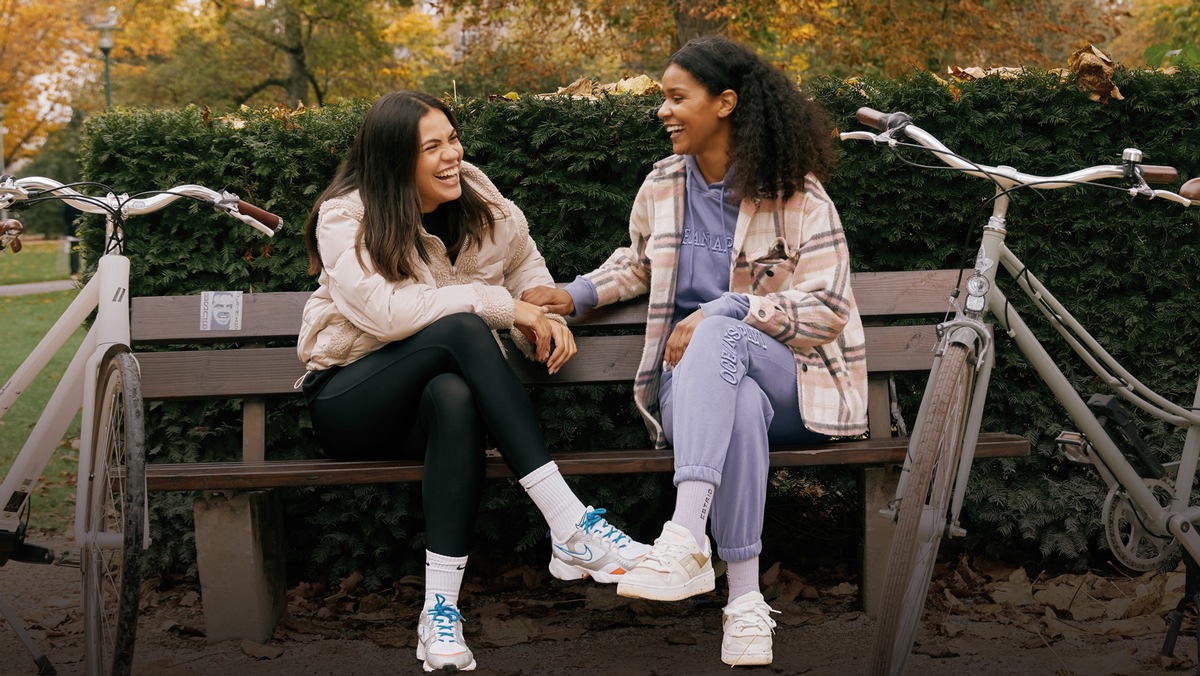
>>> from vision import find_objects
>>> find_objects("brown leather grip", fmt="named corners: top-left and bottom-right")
top-left (1140, 165), bottom-right (1178, 185)
top-left (1180, 177), bottom-right (1200, 201)
top-left (856, 107), bottom-right (889, 131)
top-left (238, 201), bottom-right (282, 231)
top-left (1, 218), bottom-right (24, 253)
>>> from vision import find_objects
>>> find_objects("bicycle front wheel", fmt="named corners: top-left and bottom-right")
top-left (82, 348), bottom-right (146, 676)
top-left (870, 341), bottom-right (977, 676)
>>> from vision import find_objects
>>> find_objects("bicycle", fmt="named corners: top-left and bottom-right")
top-left (839, 108), bottom-right (1200, 675)
top-left (0, 175), bottom-right (280, 675)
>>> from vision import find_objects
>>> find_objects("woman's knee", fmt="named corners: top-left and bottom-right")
top-left (421, 373), bottom-right (476, 423)
top-left (422, 312), bottom-right (492, 344)
top-left (691, 315), bottom-right (743, 347)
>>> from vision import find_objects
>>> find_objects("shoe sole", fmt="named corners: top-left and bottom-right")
top-left (721, 649), bottom-right (773, 667)
top-left (614, 567), bottom-right (716, 601)
top-left (548, 556), bottom-right (628, 584)
top-left (417, 636), bottom-right (477, 672)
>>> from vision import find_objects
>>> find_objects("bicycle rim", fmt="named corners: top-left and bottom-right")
top-left (870, 342), bottom-right (975, 676)
top-left (82, 349), bottom-right (145, 676)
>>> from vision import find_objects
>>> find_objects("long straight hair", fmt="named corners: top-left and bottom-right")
top-left (304, 91), bottom-right (496, 281)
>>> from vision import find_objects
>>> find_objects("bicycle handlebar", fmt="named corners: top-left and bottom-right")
top-left (0, 175), bottom-right (283, 236)
top-left (841, 107), bottom-right (1199, 207)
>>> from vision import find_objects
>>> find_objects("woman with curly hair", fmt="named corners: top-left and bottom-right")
top-left (523, 35), bottom-right (867, 666)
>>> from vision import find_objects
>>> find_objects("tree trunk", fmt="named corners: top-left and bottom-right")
top-left (281, 3), bottom-right (310, 107)
top-left (672, 1), bottom-right (726, 50)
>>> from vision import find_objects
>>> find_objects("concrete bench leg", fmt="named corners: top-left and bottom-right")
top-left (193, 490), bottom-right (286, 643)
top-left (860, 465), bottom-right (899, 619)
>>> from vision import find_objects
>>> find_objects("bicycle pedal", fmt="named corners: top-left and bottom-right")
top-left (8, 542), bottom-right (56, 565)
top-left (1055, 431), bottom-right (1094, 466)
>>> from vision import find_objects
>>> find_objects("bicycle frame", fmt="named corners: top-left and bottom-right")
top-left (892, 153), bottom-right (1200, 558)
top-left (0, 246), bottom-right (132, 549)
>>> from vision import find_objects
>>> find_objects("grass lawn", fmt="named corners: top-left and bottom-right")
top-left (1, 290), bottom-right (86, 533)
top-left (1, 239), bottom-right (73, 285)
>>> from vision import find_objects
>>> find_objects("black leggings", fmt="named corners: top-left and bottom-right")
top-left (303, 313), bottom-right (553, 556)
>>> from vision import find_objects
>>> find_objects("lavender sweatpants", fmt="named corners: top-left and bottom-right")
top-left (659, 315), bottom-right (828, 562)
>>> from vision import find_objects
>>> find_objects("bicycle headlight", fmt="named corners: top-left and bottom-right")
top-left (965, 274), bottom-right (989, 312)
top-left (966, 274), bottom-right (990, 297)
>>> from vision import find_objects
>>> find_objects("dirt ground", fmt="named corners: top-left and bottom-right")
top-left (2, 530), bottom-right (1198, 676)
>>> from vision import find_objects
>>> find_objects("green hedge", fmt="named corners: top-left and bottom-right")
top-left (77, 66), bottom-right (1200, 583)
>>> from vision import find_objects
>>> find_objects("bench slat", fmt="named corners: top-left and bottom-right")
top-left (134, 324), bottom-right (946, 401)
top-left (145, 431), bottom-right (1029, 491)
top-left (129, 270), bottom-right (967, 345)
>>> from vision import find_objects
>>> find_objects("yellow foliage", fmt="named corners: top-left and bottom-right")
top-left (0, 0), bottom-right (92, 166)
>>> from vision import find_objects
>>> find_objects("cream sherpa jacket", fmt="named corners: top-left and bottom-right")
top-left (298, 162), bottom-right (558, 370)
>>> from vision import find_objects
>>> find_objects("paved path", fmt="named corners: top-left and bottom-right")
top-left (0, 279), bottom-right (77, 296)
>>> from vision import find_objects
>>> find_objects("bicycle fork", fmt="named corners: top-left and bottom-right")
top-left (885, 321), bottom-right (994, 540)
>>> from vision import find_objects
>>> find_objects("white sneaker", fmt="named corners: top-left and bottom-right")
top-left (549, 506), bottom-right (651, 583)
top-left (615, 520), bottom-right (715, 601)
top-left (721, 591), bottom-right (779, 666)
top-left (416, 594), bottom-right (476, 672)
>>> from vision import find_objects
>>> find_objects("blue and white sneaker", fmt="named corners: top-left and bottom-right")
top-left (416, 594), bottom-right (476, 672)
top-left (548, 506), bottom-right (651, 583)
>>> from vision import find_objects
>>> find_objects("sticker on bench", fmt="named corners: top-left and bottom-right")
top-left (199, 290), bottom-right (243, 331)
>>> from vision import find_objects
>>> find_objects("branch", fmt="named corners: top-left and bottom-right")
top-left (236, 78), bottom-right (290, 106)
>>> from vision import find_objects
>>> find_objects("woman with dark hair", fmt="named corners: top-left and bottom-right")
top-left (298, 90), bottom-right (648, 673)
top-left (524, 36), bottom-right (867, 666)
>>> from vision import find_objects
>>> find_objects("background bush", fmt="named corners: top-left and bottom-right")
top-left (75, 66), bottom-right (1200, 585)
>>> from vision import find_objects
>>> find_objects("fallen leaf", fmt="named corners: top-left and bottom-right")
top-left (241, 640), bottom-right (284, 660)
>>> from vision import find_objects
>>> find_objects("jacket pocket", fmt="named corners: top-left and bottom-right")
top-left (746, 237), bottom-right (798, 293)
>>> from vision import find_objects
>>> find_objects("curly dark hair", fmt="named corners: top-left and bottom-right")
top-left (667, 35), bottom-right (836, 201)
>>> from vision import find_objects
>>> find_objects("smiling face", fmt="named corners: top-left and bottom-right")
top-left (414, 109), bottom-right (464, 213)
top-left (657, 63), bottom-right (736, 162)
top-left (212, 293), bottom-right (234, 327)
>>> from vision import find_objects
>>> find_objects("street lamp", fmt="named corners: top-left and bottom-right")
top-left (89, 7), bottom-right (120, 108)
top-left (0, 102), bottom-right (6, 220)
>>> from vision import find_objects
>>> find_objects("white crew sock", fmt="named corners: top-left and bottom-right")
top-left (424, 551), bottom-right (468, 609)
top-left (519, 461), bottom-right (587, 541)
top-left (671, 480), bottom-right (715, 547)
top-left (726, 557), bottom-right (760, 602)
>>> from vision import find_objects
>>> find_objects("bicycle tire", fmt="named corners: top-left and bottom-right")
top-left (870, 341), bottom-right (976, 676)
top-left (81, 348), bottom-right (145, 676)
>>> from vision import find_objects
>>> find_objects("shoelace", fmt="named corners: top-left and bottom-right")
top-left (642, 532), bottom-right (696, 567)
top-left (428, 593), bottom-right (464, 643)
top-left (727, 601), bottom-right (779, 633)
top-left (579, 508), bottom-right (631, 546)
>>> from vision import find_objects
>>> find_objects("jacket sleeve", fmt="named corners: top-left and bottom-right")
top-left (317, 204), bottom-right (514, 342)
top-left (580, 177), bottom-right (654, 307)
top-left (741, 183), bottom-right (856, 349)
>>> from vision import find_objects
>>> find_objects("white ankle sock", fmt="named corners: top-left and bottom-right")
top-left (672, 480), bottom-right (715, 547)
top-left (519, 461), bottom-right (586, 541)
top-left (726, 557), bottom-right (760, 602)
top-left (424, 551), bottom-right (467, 609)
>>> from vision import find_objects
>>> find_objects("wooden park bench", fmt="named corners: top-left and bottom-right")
top-left (131, 269), bottom-right (1030, 642)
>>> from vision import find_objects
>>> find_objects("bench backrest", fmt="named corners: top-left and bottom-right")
top-left (130, 269), bottom-right (965, 399)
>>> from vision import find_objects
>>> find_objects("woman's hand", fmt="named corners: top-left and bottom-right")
top-left (514, 299), bottom-right (577, 374)
top-left (514, 299), bottom-right (554, 362)
top-left (521, 286), bottom-right (575, 316)
top-left (664, 308), bottom-right (704, 368)
top-left (545, 321), bottom-right (577, 375)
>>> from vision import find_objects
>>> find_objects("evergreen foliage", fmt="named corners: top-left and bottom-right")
top-left (77, 66), bottom-right (1200, 583)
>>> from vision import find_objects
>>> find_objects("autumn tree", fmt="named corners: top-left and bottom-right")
top-left (100, 0), bottom-right (450, 111)
top-left (1107, 0), bottom-right (1200, 66)
top-left (805, 0), bottom-right (1123, 78)
top-left (0, 0), bottom-right (91, 167)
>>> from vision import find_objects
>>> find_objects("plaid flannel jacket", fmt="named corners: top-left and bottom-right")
top-left (582, 155), bottom-right (868, 448)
